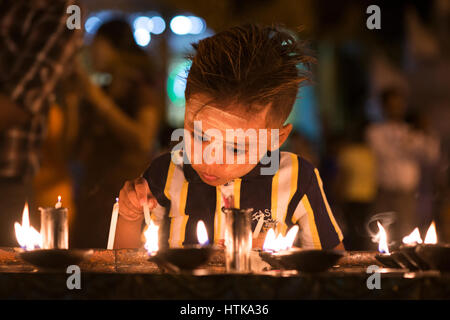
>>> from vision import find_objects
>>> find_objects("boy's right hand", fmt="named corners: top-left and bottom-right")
top-left (118, 177), bottom-right (157, 221)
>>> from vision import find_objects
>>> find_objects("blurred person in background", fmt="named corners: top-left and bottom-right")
top-left (337, 121), bottom-right (377, 250)
top-left (409, 110), bottom-right (441, 235)
top-left (65, 19), bottom-right (164, 248)
top-left (366, 87), bottom-right (440, 243)
top-left (0, 0), bottom-right (81, 246)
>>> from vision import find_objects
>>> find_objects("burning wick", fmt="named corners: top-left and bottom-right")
top-left (55, 195), bottom-right (62, 209)
top-left (197, 220), bottom-right (209, 246)
top-left (14, 203), bottom-right (42, 251)
top-left (376, 221), bottom-right (389, 254)
top-left (401, 221), bottom-right (437, 246)
top-left (262, 225), bottom-right (299, 253)
top-left (144, 219), bottom-right (159, 255)
top-left (402, 227), bottom-right (423, 245)
top-left (424, 221), bottom-right (437, 244)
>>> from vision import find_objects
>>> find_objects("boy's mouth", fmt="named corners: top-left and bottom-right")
top-left (198, 172), bottom-right (220, 183)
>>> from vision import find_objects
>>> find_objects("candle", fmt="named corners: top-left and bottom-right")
top-left (107, 198), bottom-right (119, 250)
top-left (143, 202), bottom-right (151, 226)
top-left (55, 195), bottom-right (62, 209)
top-left (252, 212), bottom-right (265, 239)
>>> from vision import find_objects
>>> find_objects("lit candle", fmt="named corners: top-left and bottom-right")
top-left (143, 202), bottom-right (151, 226)
top-left (107, 198), bottom-right (119, 250)
top-left (55, 195), bottom-right (62, 209)
top-left (197, 220), bottom-right (209, 245)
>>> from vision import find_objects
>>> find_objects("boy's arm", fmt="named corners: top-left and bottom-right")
top-left (288, 166), bottom-right (345, 250)
top-left (115, 153), bottom-right (172, 249)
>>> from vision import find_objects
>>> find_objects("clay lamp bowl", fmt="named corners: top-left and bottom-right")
top-left (415, 244), bottom-right (450, 272)
top-left (398, 244), bottom-right (430, 270)
top-left (375, 249), bottom-right (419, 270)
top-left (19, 249), bottom-right (93, 271)
top-left (375, 252), bottom-right (402, 269)
top-left (262, 248), bottom-right (345, 273)
top-left (259, 251), bottom-right (284, 270)
top-left (148, 245), bottom-right (216, 272)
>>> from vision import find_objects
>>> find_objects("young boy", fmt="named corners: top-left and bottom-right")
top-left (116, 24), bottom-right (344, 250)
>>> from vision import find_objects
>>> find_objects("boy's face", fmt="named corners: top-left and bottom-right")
top-left (183, 94), bottom-right (292, 186)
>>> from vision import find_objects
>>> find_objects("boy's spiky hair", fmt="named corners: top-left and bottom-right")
top-left (185, 24), bottom-right (315, 125)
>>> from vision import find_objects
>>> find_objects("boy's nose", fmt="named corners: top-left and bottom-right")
top-left (202, 140), bottom-right (222, 163)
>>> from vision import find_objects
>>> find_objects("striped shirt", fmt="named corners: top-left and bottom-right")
top-left (143, 151), bottom-right (343, 249)
top-left (0, 0), bottom-right (81, 178)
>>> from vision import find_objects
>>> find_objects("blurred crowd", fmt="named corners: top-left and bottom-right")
top-left (0, 0), bottom-right (448, 249)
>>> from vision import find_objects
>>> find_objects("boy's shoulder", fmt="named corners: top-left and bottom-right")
top-left (279, 151), bottom-right (316, 180)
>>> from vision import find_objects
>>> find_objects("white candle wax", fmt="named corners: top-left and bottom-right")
top-left (107, 198), bottom-right (119, 250)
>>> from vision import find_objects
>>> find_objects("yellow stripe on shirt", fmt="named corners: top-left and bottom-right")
top-left (177, 180), bottom-right (189, 247)
top-left (271, 170), bottom-right (280, 226)
top-left (314, 168), bottom-right (344, 241)
top-left (164, 161), bottom-right (175, 200)
top-left (302, 195), bottom-right (322, 249)
top-left (286, 153), bottom-right (299, 230)
top-left (233, 179), bottom-right (241, 209)
top-left (214, 185), bottom-right (223, 243)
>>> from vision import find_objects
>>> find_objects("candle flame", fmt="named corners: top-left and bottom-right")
top-left (376, 221), bottom-right (389, 254)
top-left (262, 225), bottom-right (299, 252)
top-left (14, 203), bottom-right (42, 250)
top-left (424, 221), bottom-right (437, 244)
top-left (55, 195), bottom-right (62, 208)
top-left (402, 227), bottom-right (423, 245)
top-left (263, 228), bottom-right (276, 251)
top-left (196, 220), bottom-right (209, 245)
top-left (284, 225), bottom-right (299, 249)
top-left (144, 219), bottom-right (159, 255)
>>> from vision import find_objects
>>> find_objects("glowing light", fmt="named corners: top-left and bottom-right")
top-left (402, 227), bottom-right (423, 245)
top-left (85, 16), bottom-right (101, 34)
top-left (170, 15), bottom-right (192, 35)
top-left (263, 228), bottom-right (276, 252)
top-left (55, 195), bottom-right (62, 209)
top-left (376, 221), bottom-right (389, 254)
top-left (197, 220), bottom-right (209, 245)
top-left (284, 225), bottom-right (299, 249)
top-left (133, 28), bottom-right (151, 47)
top-left (150, 16), bottom-right (166, 34)
top-left (133, 16), bottom-right (152, 32)
top-left (424, 221), bottom-right (438, 244)
top-left (144, 219), bottom-right (159, 255)
top-left (14, 203), bottom-right (42, 251)
top-left (262, 226), bottom-right (298, 252)
top-left (188, 16), bottom-right (205, 34)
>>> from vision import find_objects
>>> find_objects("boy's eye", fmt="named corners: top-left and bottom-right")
top-left (226, 145), bottom-right (245, 155)
top-left (193, 132), bottom-right (204, 142)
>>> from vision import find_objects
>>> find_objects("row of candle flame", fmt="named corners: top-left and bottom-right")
top-left (15, 198), bottom-right (300, 254)
top-left (144, 219), bottom-right (300, 254)
top-left (376, 221), bottom-right (438, 254)
top-left (15, 198), bottom-right (437, 255)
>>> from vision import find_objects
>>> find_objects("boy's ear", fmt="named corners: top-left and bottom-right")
top-left (269, 123), bottom-right (293, 151)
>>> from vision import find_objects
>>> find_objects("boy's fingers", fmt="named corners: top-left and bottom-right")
top-left (124, 180), bottom-right (141, 209)
top-left (119, 183), bottom-right (143, 221)
top-left (147, 197), bottom-right (157, 209)
top-left (134, 177), bottom-right (151, 206)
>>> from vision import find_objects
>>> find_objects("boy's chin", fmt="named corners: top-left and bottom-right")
top-left (200, 179), bottom-right (224, 187)
top-left (197, 174), bottom-right (228, 186)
